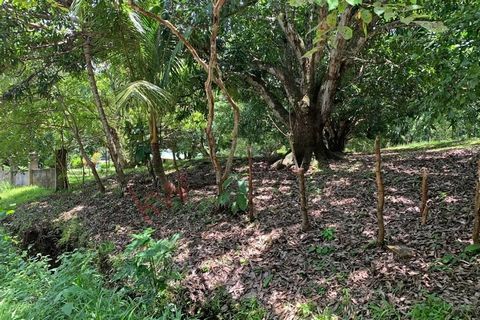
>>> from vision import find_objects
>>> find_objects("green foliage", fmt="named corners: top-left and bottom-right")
top-left (369, 301), bottom-right (401, 320)
top-left (218, 175), bottom-right (249, 214)
top-left (0, 227), bottom-right (184, 319)
top-left (70, 155), bottom-right (84, 169)
top-left (116, 228), bottom-right (181, 303)
top-left (464, 243), bottom-right (480, 255)
top-left (409, 295), bottom-right (454, 320)
top-left (308, 245), bottom-right (334, 256)
top-left (321, 227), bottom-right (336, 241)
top-left (0, 184), bottom-right (52, 209)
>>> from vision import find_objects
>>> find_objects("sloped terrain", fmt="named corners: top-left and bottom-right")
top-left (3, 148), bottom-right (480, 319)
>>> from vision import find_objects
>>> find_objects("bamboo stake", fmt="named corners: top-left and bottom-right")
top-left (375, 136), bottom-right (385, 246)
top-left (247, 144), bottom-right (255, 222)
top-left (420, 168), bottom-right (429, 225)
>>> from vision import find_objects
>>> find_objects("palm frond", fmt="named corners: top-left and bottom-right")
top-left (116, 80), bottom-right (172, 114)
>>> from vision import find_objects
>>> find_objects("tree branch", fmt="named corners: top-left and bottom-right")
top-left (244, 74), bottom-right (289, 126)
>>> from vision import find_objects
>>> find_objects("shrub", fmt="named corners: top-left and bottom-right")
top-left (70, 155), bottom-right (84, 169)
top-left (218, 175), bottom-right (248, 214)
top-left (0, 228), bottom-right (183, 320)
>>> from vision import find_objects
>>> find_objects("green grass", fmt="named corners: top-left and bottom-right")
top-left (347, 138), bottom-right (480, 154)
top-left (384, 138), bottom-right (480, 152)
top-left (0, 184), bottom-right (52, 209)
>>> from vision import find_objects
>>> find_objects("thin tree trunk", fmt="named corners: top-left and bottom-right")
top-left (61, 104), bottom-right (105, 193)
top-left (473, 160), bottom-right (480, 244)
top-left (247, 144), bottom-right (254, 222)
top-left (83, 35), bottom-right (126, 188)
top-left (420, 168), bottom-right (429, 225)
top-left (375, 136), bottom-right (385, 246)
top-left (289, 135), bottom-right (311, 232)
top-left (130, 0), bottom-right (240, 197)
top-left (149, 112), bottom-right (167, 188)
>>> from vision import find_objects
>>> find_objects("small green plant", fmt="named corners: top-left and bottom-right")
top-left (369, 301), bottom-right (401, 320)
top-left (464, 243), bottom-right (480, 255)
top-left (234, 297), bottom-right (266, 320)
top-left (312, 308), bottom-right (338, 320)
top-left (116, 228), bottom-right (181, 302)
top-left (218, 174), bottom-right (248, 214)
top-left (297, 301), bottom-right (316, 318)
top-left (308, 245), bottom-right (334, 256)
top-left (321, 227), bottom-right (336, 241)
top-left (409, 295), bottom-right (454, 320)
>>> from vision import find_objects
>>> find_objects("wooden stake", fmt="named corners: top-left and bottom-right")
top-left (247, 144), bottom-right (255, 222)
top-left (420, 168), bottom-right (429, 225)
top-left (375, 136), bottom-right (385, 246)
top-left (473, 160), bottom-right (480, 244)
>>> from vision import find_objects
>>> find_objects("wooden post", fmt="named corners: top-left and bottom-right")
top-left (375, 136), bottom-right (385, 246)
top-left (473, 160), bottom-right (480, 244)
top-left (247, 144), bottom-right (255, 222)
top-left (420, 168), bottom-right (429, 225)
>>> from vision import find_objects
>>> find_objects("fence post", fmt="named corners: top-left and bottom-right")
top-left (28, 152), bottom-right (39, 186)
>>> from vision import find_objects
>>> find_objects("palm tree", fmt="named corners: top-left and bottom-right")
top-left (117, 8), bottom-right (188, 188)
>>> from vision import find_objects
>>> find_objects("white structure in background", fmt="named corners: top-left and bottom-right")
top-left (0, 152), bottom-right (56, 189)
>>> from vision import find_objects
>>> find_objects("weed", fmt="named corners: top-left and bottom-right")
top-left (321, 227), bottom-right (336, 241)
top-left (369, 301), bottom-right (401, 320)
top-left (234, 297), bottom-right (267, 320)
top-left (308, 245), bottom-right (334, 256)
top-left (115, 228), bottom-right (181, 303)
top-left (297, 301), bottom-right (316, 318)
top-left (409, 295), bottom-right (454, 320)
top-left (218, 174), bottom-right (249, 214)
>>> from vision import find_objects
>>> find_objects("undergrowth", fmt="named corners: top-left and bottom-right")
top-left (0, 228), bottom-right (183, 320)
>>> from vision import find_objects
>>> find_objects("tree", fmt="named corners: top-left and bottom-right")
top-left (129, 0), bottom-right (243, 195)
top-left (226, 0), bottom-right (446, 166)
top-left (116, 7), bottom-right (188, 188)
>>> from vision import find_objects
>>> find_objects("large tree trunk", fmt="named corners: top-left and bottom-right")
top-left (291, 111), bottom-right (329, 168)
top-left (83, 35), bottom-right (126, 188)
top-left (149, 112), bottom-right (168, 188)
top-left (324, 119), bottom-right (353, 153)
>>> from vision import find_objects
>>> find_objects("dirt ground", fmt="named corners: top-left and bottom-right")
top-left (4, 147), bottom-right (480, 319)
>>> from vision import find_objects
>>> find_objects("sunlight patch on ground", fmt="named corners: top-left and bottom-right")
top-left (54, 205), bottom-right (85, 222)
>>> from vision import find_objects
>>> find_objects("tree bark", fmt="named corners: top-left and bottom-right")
top-left (291, 111), bottom-right (331, 168)
top-left (149, 112), bottom-right (167, 188)
top-left (375, 136), bottom-right (385, 246)
top-left (324, 119), bottom-right (353, 153)
top-left (83, 35), bottom-right (126, 188)
top-left (55, 148), bottom-right (69, 191)
top-left (247, 144), bottom-right (254, 221)
top-left (130, 0), bottom-right (241, 197)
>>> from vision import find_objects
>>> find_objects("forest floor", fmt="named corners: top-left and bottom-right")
top-left (3, 146), bottom-right (480, 319)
